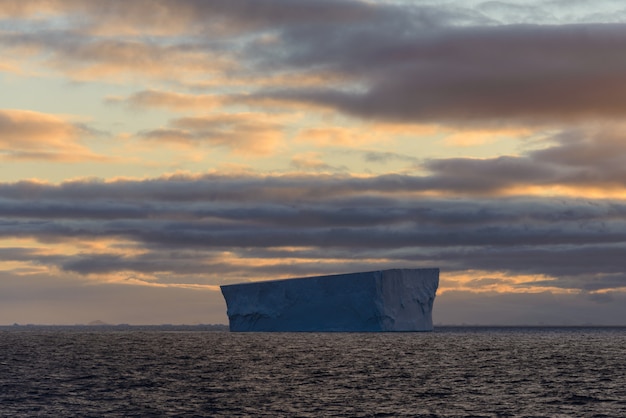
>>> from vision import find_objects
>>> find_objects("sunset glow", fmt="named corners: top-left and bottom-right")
top-left (2, 0), bottom-right (626, 325)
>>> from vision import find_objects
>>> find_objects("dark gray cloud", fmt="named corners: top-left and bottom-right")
top-left (251, 23), bottom-right (626, 125)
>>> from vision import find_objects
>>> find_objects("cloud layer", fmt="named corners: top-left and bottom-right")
top-left (6, 1), bottom-right (626, 127)
top-left (2, 172), bottom-right (625, 297)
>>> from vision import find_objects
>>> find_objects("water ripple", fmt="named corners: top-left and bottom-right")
top-left (0, 327), bottom-right (624, 417)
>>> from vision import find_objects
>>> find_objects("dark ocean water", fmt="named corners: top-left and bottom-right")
top-left (0, 327), bottom-right (624, 417)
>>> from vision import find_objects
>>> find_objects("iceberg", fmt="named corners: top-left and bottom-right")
top-left (220, 268), bottom-right (439, 332)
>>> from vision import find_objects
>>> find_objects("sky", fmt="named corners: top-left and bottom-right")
top-left (2, 0), bottom-right (626, 326)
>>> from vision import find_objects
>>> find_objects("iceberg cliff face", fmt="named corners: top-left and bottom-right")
top-left (220, 268), bottom-right (439, 332)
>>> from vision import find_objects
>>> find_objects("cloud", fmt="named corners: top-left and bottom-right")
top-left (0, 61), bottom-right (20, 74)
top-left (0, 0), bottom-right (384, 83)
top-left (1, 172), bottom-right (626, 294)
top-left (421, 127), bottom-right (626, 194)
top-left (290, 152), bottom-right (343, 172)
top-left (0, 109), bottom-right (103, 161)
top-left (253, 23), bottom-right (626, 126)
top-left (0, 1), bottom-right (59, 18)
top-left (0, 29), bottom-right (233, 82)
top-left (106, 90), bottom-right (223, 111)
top-left (1, 0), bottom-right (384, 34)
top-left (138, 113), bottom-right (283, 155)
top-left (362, 151), bottom-right (420, 165)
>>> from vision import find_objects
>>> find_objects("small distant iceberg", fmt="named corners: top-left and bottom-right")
top-left (87, 320), bottom-right (110, 326)
top-left (220, 268), bottom-right (439, 332)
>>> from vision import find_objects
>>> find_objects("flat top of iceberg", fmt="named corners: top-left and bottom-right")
top-left (221, 267), bottom-right (439, 289)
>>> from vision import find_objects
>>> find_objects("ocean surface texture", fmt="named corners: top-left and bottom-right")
top-left (0, 327), bottom-right (624, 417)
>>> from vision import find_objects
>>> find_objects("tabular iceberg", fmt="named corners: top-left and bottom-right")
top-left (220, 268), bottom-right (439, 332)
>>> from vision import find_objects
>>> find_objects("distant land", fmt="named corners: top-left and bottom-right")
top-left (1, 324), bottom-right (229, 331)
top-left (3, 324), bottom-right (625, 332)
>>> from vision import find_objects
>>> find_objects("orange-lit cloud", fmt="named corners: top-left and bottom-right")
top-left (438, 270), bottom-right (563, 294)
top-left (0, 62), bottom-right (20, 74)
top-left (0, 109), bottom-right (102, 161)
top-left (43, 39), bottom-right (233, 82)
top-left (139, 113), bottom-right (284, 155)
top-left (290, 152), bottom-right (340, 172)
top-left (0, 1), bottom-right (58, 17)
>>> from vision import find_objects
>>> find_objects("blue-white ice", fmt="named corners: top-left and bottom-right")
top-left (220, 268), bottom-right (439, 332)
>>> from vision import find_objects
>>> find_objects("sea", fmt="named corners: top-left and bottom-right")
top-left (0, 326), bottom-right (624, 417)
